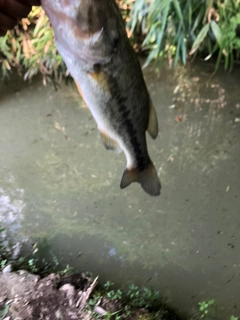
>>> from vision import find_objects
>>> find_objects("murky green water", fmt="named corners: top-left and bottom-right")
top-left (0, 63), bottom-right (240, 319)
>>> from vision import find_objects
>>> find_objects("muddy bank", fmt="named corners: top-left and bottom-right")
top-left (0, 268), bottom-right (181, 320)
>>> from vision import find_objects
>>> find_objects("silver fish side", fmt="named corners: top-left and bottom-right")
top-left (42, 0), bottom-right (161, 196)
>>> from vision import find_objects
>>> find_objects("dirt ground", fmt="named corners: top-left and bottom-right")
top-left (0, 268), bottom-right (181, 320)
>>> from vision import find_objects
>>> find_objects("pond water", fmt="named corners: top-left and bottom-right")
top-left (0, 62), bottom-right (240, 319)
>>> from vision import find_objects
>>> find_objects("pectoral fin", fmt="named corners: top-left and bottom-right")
top-left (99, 130), bottom-right (122, 154)
top-left (87, 70), bottom-right (110, 93)
top-left (147, 100), bottom-right (159, 139)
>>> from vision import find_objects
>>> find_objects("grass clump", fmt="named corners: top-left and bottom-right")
top-left (0, 7), bottom-right (68, 85)
top-left (127, 0), bottom-right (240, 70)
top-left (0, 1), bottom-right (240, 82)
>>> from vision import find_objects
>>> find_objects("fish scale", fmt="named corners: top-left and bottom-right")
top-left (42, 0), bottom-right (161, 196)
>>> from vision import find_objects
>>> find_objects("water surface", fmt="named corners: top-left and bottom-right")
top-left (0, 63), bottom-right (240, 319)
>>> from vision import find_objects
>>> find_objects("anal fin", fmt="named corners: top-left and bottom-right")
top-left (74, 80), bottom-right (89, 109)
top-left (99, 130), bottom-right (122, 154)
top-left (147, 100), bottom-right (159, 139)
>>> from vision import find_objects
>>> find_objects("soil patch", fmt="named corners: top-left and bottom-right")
top-left (0, 269), bottom-right (182, 320)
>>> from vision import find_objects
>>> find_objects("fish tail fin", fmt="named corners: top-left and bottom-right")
top-left (120, 162), bottom-right (161, 196)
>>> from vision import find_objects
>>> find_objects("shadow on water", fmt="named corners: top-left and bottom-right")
top-left (0, 62), bottom-right (240, 319)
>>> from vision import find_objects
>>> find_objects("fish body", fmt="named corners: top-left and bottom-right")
top-left (42, 0), bottom-right (161, 196)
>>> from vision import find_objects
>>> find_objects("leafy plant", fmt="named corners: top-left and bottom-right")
top-left (104, 309), bottom-right (122, 320)
top-left (107, 289), bottom-right (123, 301)
top-left (0, 1), bottom-right (240, 83)
top-left (195, 299), bottom-right (238, 320)
top-left (0, 6), bottom-right (68, 84)
top-left (28, 258), bottom-right (39, 273)
top-left (0, 259), bottom-right (7, 269)
top-left (191, 1), bottom-right (240, 71)
top-left (102, 282), bottom-right (160, 307)
top-left (61, 264), bottom-right (74, 275)
top-left (127, 0), bottom-right (240, 69)
top-left (0, 226), bottom-right (9, 270)
top-left (125, 284), bottom-right (160, 308)
top-left (198, 299), bottom-right (215, 319)
top-left (0, 305), bottom-right (9, 320)
top-left (104, 281), bottom-right (115, 290)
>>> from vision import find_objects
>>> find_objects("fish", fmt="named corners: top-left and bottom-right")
top-left (41, 0), bottom-right (161, 196)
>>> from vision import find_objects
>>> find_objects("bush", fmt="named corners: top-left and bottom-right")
top-left (0, 1), bottom-right (240, 83)
top-left (0, 7), bottom-right (68, 85)
top-left (128, 0), bottom-right (240, 69)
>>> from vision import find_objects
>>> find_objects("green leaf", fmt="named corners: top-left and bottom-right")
top-left (0, 305), bottom-right (9, 320)
top-left (210, 21), bottom-right (222, 45)
top-left (172, 0), bottom-right (184, 26)
top-left (204, 43), bottom-right (218, 60)
top-left (174, 42), bottom-right (180, 67)
top-left (208, 299), bottom-right (215, 305)
top-left (181, 38), bottom-right (187, 64)
top-left (143, 47), bottom-right (158, 68)
top-left (190, 23), bottom-right (209, 55)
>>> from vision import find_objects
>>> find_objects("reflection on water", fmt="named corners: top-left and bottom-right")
top-left (0, 63), bottom-right (240, 319)
top-left (0, 187), bottom-right (24, 229)
top-left (0, 172), bottom-right (26, 258)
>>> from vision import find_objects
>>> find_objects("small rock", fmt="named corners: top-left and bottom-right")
top-left (48, 273), bottom-right (57, 280)
top-left (55, 309), bottom-right (63, 319)
top-left (59, 284), bottom-right (75, 296)
top-left (94, 306), bottom-right (107, 316)
top-left (18, 270), bottom-right (28, 276)
top-left (45, 280), bottom-right (52, 286)
top-left (59, 284), bottom-right (75, 305)
top-left (235, 117), bottom-right (240, 123)
top-left (0, 295), bottom-right (7, 304)
top-left (2, 265), bottom-right (12, 274)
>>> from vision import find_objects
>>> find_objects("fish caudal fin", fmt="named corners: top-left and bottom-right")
top-left (147, 100), bottom-right (159, 139)
top-left (99, 130), bottom-right (122, 154)
top-left (120, 162), bottom-right (161, 196)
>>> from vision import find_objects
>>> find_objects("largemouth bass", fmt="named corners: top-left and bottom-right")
top-left (41, 0), bottom-right (161, 196)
